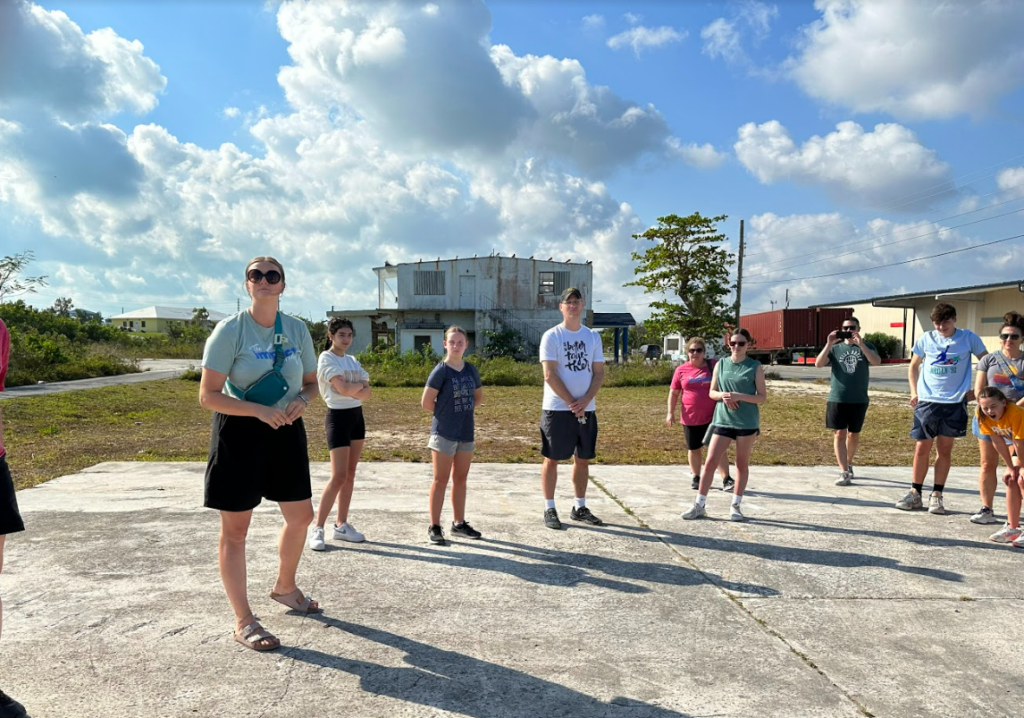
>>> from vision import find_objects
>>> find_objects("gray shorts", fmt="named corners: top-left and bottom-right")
top-left (427, 434), bottom-right (475, 455)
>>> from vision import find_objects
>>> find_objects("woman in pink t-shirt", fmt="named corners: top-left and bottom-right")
top-left (666, 337), bottom-right (732, 491)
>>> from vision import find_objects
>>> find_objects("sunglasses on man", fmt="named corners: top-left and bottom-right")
top-left (1000, 333), bottom-right (1021, 341)
top-left (247, 269), bottom-right (283, 285)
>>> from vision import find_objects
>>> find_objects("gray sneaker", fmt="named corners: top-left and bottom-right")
top-left (928, 492), bottom-right (946, 515)
top-left (682, 503), bottom-right (706, 520)
top-left (835, 470), bottom-right (853, 486)
top-left (729, 503), bottom-right (745, 521)
top-left (333, 521), bottom-right (366, 543)
top-left (895, 489), bottom-right (923, 511)
top-left (970, 506), bottom-right (999, 524)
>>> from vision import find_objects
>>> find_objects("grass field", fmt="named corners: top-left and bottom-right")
top-left (1, 379), bottom-right (981, 489)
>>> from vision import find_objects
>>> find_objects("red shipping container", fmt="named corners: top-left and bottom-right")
top-left (736, 309), bottom-right (815, 352)
top-left (813, 308), bottom-right (854, 345)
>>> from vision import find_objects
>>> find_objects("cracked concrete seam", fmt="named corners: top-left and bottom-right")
top-left (589, 476), bottom-right (877, 718)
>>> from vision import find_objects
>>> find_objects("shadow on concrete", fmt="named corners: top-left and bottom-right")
top-left (585, 525), bottom-right (963, 583)
top-left (749, 518), bottom-right (1009, 552)
top-left (842, 476), bottom-right (980, 496)
top-left (344, 539), bottom-right (779, 596)
top-left (744, 490), bottom-right (893, 508)
top-left (288, 617), bottom-right (696, 718)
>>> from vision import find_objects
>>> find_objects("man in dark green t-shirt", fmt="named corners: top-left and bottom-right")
top-left (814, 316), bottom-right (881, 486)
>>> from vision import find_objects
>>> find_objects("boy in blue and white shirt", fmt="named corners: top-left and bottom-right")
top-left (898, 302), bottom-right (988, 514)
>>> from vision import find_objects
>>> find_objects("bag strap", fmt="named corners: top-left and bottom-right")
top-left (272, 312), bottom-right (285, 372)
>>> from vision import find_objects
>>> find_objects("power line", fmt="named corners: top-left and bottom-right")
top-left (745, 232), bottom-right (1024, 286)
top-left (743, 204), bottom-right (1024, 280)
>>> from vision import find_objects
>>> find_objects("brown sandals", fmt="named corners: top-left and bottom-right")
top-left (269, 588), bottom-right (322, 614)
top-left (234, 618), bottom-right (280, 652)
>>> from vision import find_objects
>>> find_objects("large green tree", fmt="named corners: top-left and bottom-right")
top-left (625, 212), bottom-right (736, 340)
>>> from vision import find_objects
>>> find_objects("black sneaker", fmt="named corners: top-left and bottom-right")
top-left (722, 476), bottom-right (736, 491)
top-left (451, 521), bottom-right (482, 539)
top-left (427, 524), bottom-right (446, 545)
top-left (691, 475), bottom-right (700, 490)
top-left (0, 688), bottom-right (26, 718)
top-left (544, 508), bottom-right (562, 529)
top-left (570, 506), bottom-right (603, 526)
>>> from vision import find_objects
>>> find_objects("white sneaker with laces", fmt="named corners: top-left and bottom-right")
top-left (333, 521), bottom-right (366, 543)
top-left (835, 470), bottom-right (853, 486)
top-left (730, 503), bottom-right (745, 522)
top-left (895, 489), bottom-right (923, 511)
top-left (927, 492), bottom-right (946, 515)
top-left (682, 503), bottom-right (706, 520)
top-left (970, 506), bottom-right (999, 524)
top-left (308, 526), bottom-right (326, 551)
top-left (989, 525), bottom-right (1022, 543)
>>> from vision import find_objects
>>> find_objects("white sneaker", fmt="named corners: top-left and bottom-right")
top-left (927, 492), bottom-right (946, 515)
top-left (989, 525), bottom-right (1022, 543)
top-left (682, 503), bottom-right (706, 520)
top-left (730, 503), bottom-right (745, 522)
top-left (970, 506), bottom-right (999, 524)
top-left (333, 521), bottom-right (366, 543)
top-left (308, 526), bottom-right (326, 551)
top-left (835, 470), bottom-right (853, 486)
top-left (895, 489), bottom-right (923, 511)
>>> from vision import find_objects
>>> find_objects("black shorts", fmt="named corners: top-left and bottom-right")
top-left (204, 413), bottom-right (312, 512)
top-left (325, 407), bottom-right (366, 450)
top-left (0, 455), bottom-right (24, 536)
top-left (711, 426), bottom-right (759, 440)
top-left (683, 423), bottom-right (711, 451)
top-left (910, 400), bottom-right (968, 440)
top-left (540, 410), bottom-right (598, 461)
top-left (826, 402), bottom-right (869, 433)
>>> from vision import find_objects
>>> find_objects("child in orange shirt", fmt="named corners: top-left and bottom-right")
top-left (977, 387), bottom-right (1024, 546)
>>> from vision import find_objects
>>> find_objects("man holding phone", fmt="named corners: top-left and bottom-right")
top-left (815, 316), bottom-right (881, 485)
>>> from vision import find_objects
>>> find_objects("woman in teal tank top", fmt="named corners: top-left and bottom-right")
top-left (683, 328), bottom-right (766, 522)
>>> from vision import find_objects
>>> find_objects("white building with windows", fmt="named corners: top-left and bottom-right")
top-left (328, 256), bottom-right (596, 356)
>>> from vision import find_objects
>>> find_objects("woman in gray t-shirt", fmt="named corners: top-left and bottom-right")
top-left (199, 256), bottom-right (320, 652)
top-left (970, 317), bottom-right (1024, 525)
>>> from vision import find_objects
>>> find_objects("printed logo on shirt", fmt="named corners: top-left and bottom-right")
top-left (929, 346), bottom-right (960, 375)
top-left (839, 350), bottom-right (861, 374)
top-left (250, 344), bottom-right (300, 361)
top-left (563, 340), bottom-right (590, 372)
top-left (451, 373), bottom-right (475, 413)
top-left (687, 375), bottom-right (711, 386)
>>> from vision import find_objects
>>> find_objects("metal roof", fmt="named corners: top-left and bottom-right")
top-left (373, 255), bottom-right (590, 271)
top-left (110, 306), bottom-right (230, 321)
top-left (591, 312), bottom-right (636, 327)
top-left (811, 279), bottom-right (1024, 309)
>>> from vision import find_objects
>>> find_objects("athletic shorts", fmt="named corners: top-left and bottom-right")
top-left (540, 410), bottom-right (598, 461)
top-left (0, 455), bottom-right (25, 536)
top-left (972, 414), bottom-right (1014, 445)
top-left (711, 426), bottom-right (759, 440)
top-left (427, 435), bottom-right (475, 456)
top-left (325, 406), bottom-right (366, 450)
top-left (204, 413), bottom-right (312, 512)
top-left (826, 402), bottom-right (869, 433)
top-left (910, 400), bottom-right (968, 441)
top-left (683, 422), bottom-right (711, 451)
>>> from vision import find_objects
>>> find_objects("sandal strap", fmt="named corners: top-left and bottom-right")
top-left (238, 622), bottom-right (275, 644)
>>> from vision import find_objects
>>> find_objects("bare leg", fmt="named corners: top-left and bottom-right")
top-left (698, 435), bottom-right (732, 495)
top-left (846, 431), bottom-right (861, 468)
top-left (834, 429), bottom-right (850, 471)
top-left (219, 510), bottom-right (254, 629)
top-left (315, 446), bottom-right (350, 529)
top-left (1007, 480), bottom-right (1023, 528)
top-left (718, 451), bottom-right (731, 480)
top-left (449, 451), bottom-right (474, 524)
top-left (687, 448), bottom-right (702, 478)
top-left (571, 457), bottom-right (590, 499)
top-left (273, 500), bottom-right (314, 599)
top-left (978, 440), bottom-right (998, 509)
top-left (334, 440), bottom-right (365, 526)
top-left (912, 439), bottom-right (934, 483)
top-left (732, 434), bottom-right (757, 497)
top-left (430, 450), bottom-right (455, 525)
top-left (542, 458), bottom-right (559, 500)
top-left (933, 435), bottom-right (955, 486)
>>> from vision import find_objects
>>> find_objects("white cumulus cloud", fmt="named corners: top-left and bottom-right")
top-left (997, 167), bottom-right (1024, 199)
top-left (607, 25), bottom-right (686, 57)
top-left (785, 0), bottom-right (1024, 120)
top-left (702, 2), bottom-right (777, 68)
top-left (734, 120), bottom-right (952, 209)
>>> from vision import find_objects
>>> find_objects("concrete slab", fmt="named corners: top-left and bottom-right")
top-left (0, 462), bottom-right (1017, 717)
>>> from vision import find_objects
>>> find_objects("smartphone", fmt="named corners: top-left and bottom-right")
top-left (835, 330), bottom-right (852, 340)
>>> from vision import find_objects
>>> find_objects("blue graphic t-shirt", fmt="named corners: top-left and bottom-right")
top-left (426, 361), bottom-right (482, 442)
top-left (912, 328), bottom-right (987, 403)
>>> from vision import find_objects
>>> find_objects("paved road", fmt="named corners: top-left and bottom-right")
top-left (0, 359), bottom-right (197, 399)
top-left (6, 462), bottom-right (1021, 717)
top-left (771, 363), bottom-right (912, 393)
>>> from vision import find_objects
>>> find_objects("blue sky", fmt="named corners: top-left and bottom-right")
top-left (2, 0), bottom-right (1023, 322)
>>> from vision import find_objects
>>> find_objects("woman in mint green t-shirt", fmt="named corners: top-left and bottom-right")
top-left (198, 256), bottom-right (321, 653)
top-left (683, 328), bottom-right (766, 523)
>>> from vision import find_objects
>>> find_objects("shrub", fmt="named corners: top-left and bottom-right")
top-left (863, 332), bottom-right (903, 360)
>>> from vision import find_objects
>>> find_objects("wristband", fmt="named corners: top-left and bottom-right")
top-left (297, 393), bottom-right (310, 407)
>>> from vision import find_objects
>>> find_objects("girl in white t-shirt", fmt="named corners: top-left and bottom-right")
top-left (308, 318), bottom-right (372, 551)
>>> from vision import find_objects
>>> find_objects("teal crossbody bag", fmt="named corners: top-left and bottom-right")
top-left (228, 313), bottom-right (290, 406)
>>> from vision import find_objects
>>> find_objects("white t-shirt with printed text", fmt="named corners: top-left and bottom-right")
top-left (539, 324), bottom-right (604, 412)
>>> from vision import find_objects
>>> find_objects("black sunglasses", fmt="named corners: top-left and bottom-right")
top-left (1000, 333), bottom-right (1021, 340)
top-left (842, 325), bottom-right (858, 330)
top-left (688, 347), bottom-right (705, 353)
top-left (729, 341), bottom-right (747, 347)
top-left (247, 269), bottom-right (282, 285)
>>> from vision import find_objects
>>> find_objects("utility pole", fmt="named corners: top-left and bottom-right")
top-left (784, 288), bottom-right (790, 309)
top-left (733, 219), bottom-right (744, 325)
top-left (770, 299), bottom-right (777, 311)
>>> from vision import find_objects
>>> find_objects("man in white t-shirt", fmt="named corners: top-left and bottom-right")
top-left (538, 287), bottom-right (605, 529)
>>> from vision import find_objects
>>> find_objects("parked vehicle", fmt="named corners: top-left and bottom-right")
top-left (637, 344), bottom-right (662, 361)
top-left (731, 308), bottom-right (853, 364)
